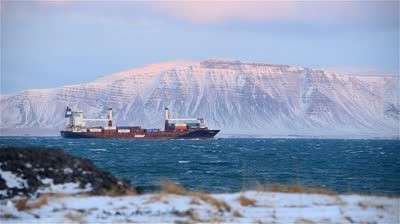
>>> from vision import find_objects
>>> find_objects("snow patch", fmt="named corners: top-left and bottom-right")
top-left (0, 169), bottom-right (28, 189)
top-left (37, 178), bottom-right (92, 194)
top-left (63, 167), bottom-right (73, 174)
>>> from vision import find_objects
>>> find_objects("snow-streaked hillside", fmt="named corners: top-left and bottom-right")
top-left (1, 59), bottom-right (399, 138)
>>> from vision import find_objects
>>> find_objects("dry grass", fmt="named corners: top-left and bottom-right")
top-left (295, 218), bottom-right (316, 224)
top-left (171, 209), bottom-right (199, 222)
top-left (145, 194), bottom-right (170, 204)
top-left (197, 192), bottom-right (231, 212)
top-left (253, 181), bottom-right (337, 196)
top-left (65, 212), bottom-right (85, 222)
top-left (255, 181), bottom-right (267, 192)
top-left (145, 194), bottom-right (163, 204)
top-left (1, 213), bottom-right (16, 219)
top-left (266, 184), bottom-right (336, 195)
top-left (160, 182), bottom-right (189, 195)
top-left (101, 187), bottom-right (137, 197)
top-left (190, 198), bottom-right (201, 205)
top-left (15, 198), bottom-right (29, 211)
top-left (358, 201), bottom-right (368, 209)
top-left (15, 195), bottom-right (49, 211)
top-left (233, 210), bottom-right (243, 217)
top-left (358, 201), bottom-right (384, 210)
top-left (239, 195), bottom-right (256, 206)
top-left (160, 182), bottom-right (231, 212)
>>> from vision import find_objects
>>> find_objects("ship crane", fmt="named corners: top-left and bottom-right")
top-left (64, 107), bottom-right (113, 129)
top-left (164, 107), bottom-right (206, 131)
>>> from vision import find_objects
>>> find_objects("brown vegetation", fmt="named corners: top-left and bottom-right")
top-left (160, 182), bottom-right (231, 212)
top-left (145, 194), bottom-right (170, 204)
top-left (190, 198), bottom-right (201, 205)
top-left (239, 195), bottom-right (256, 206)
top-left (1, 213), bottom-right (16, 219)
top-left (233, 210), bottom-right (243, 217)
top-left (295, 218), bottom-right (316, 224)
top-left (64, 212), bottom-right (84, 222)
top-left (266, 184), bottom-right (336, 195)
top-left (101, 186), bottom-right (137, 197)
top-left (15, 195), bottom-right (49, 211)
top-left (358, 201), bottom-right (384, 210)
top-left (171, 209), bottom-right (199, 222)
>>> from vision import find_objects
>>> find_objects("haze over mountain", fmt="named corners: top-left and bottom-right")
top-left (0, 59), bottom-right (399, 138)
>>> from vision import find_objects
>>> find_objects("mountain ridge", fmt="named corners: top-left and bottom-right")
top-left (1, 59), bottom-right (399, 138)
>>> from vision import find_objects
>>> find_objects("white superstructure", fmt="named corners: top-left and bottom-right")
top-left (64, 107), bottom-right (114, 132)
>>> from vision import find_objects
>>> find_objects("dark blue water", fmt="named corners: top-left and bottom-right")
top-left (0, 137), bottom-right (399, 194)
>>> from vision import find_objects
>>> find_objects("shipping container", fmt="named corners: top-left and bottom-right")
top-left (186, 123), bottom-right (200, 126)
top-left (117, 126), bottom-right (130, 129)
top-left (118, 126), bottom-right (141, 130)
top-left (117, 129), bottom-right (130, 133)
top-left (175, 126), bottom-right (187, 131)
top-left (104, 126), bottom-right (117, 130)
top-left (89, 128), bottom-right (102, 132)
top-left (188, 125), bottom-right (200, 129)
top-left (175, 123), bottom-right (187, 127)
top-left (145, 129), bottom-right (160, 133)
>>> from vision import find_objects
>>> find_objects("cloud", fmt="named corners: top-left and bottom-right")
top-left (146, 1), bottom-right (399, 26)
top-left (147, 2), bottom-right (297, 24)
top-left (35, 0), bottom-right (70, 6)
top-left (26, 1), bottom-right (399, 28)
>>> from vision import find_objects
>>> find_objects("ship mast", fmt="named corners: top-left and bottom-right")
top-left (164, 107), bottom-right (170, 131)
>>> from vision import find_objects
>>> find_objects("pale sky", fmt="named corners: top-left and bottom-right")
top-left (1, 1), bottom-right (399, 94)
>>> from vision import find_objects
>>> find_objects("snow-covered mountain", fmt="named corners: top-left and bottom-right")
top-left (1, 59), bottom-right (399, 138)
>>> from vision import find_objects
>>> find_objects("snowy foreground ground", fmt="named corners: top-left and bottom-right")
top-left (1, 191), bottom-right (399, 223)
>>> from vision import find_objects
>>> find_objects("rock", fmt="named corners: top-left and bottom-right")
top-left (0, 147), bottom-right (137, 199)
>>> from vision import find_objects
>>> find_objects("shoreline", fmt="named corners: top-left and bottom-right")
top-left (1, 190), bottom-right (398, 223)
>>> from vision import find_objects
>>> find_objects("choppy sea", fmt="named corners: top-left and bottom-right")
top-left (0, 137), bottom-right (399, 194)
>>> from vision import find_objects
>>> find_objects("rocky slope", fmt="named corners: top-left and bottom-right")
top-left (0, 147), bottom-right (135, 199)
top-left (0, 59), bottom-right (398, 138)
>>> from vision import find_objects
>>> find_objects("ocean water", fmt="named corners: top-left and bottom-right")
top-left (0, 137), bottom-right (399, 194)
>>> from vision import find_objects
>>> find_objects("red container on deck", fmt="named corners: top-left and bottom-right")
top-left (175, 126), bottom-right (187, 131)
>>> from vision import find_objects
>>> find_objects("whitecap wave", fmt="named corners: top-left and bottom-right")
top-left (89, 148), bottom-right (106, 152)
top-left (178, 160), bottom-right (190, 163)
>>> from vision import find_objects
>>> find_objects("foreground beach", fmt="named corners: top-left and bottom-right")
top-left (1, 190), bottom-right (398, 223)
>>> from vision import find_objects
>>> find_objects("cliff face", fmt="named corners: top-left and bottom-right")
top-left (1, 59), bottom-right (399, 138)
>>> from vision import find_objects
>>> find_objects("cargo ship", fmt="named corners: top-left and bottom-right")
top-left (60, 107), bottom-right (219, 139)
